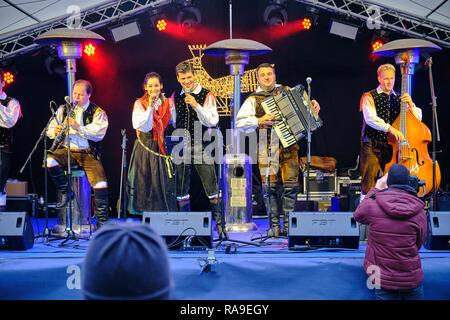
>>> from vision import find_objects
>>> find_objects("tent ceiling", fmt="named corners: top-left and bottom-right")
top-left (0, 0), bottom-right (449, 59)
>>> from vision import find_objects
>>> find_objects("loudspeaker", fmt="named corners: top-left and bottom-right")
top-left (288, 212), bottom-right (359, 249)
top-left (424, 211), bottom-right (450, 250)
top-left (142, 211), bottom-right (212, 249)
top-left (0, 212), bottom-right (34, 250)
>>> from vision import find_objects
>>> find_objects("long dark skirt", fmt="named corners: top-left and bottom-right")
top-left (127, 134), bottom-right (177, 213)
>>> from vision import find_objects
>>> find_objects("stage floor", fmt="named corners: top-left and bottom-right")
top-left (0, 217), bottom-right (449, 300)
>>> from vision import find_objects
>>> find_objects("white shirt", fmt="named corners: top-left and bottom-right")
top-left (361, 85), bottom-right (422, 133)
top-left (0, 91), bottom-right (21, 129)
top-left (132, 96), bottom-right (176, 132)
top-left (47, 100), bottom-right (108, 150)
top-left (236, 84), bottom-right (282, 133)
top-left (177, 83), bottom-right (219, 128)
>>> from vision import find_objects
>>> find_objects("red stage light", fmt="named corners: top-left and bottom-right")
top-left (301, 18), bottom-right (312, 30)
top-left (84, 44), bottom-right (96, 56)
top-left (3, 72), bottom-right (14, 84)
top-left (156, 19), bottom-right (167, 31)
top-left (372, 40), bottom-right (384, 52)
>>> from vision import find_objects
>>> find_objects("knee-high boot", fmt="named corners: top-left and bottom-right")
top-left (48, 165), bottom-right (71, 209)
top-left (93, 188), bottom-right (109, 229)
top-left (263, 183), bottom-right (280, 236)
top-left (282, 182), bottom-right (298, 236)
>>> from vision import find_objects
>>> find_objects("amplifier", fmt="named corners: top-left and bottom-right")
top-left (0, 212), bottom-right (34, 250)
top-left (288, 212), bottom-right (359, 249)
top-left (424, 211), bottom-right (450, 250)
top-left (142, 211), bottom-right (212, 249)
top-left (302, 170), bottom-right (337, 195)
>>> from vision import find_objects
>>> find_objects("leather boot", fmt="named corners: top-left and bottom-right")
top-left (211, 200), bottom-right (228, 240)
top-left (281, 182), bottom-right (298, 236)
top-left (93, 188), bottom-right (109, 229)
top-left (48, 165), bottom-right (71, 209)
top-left (263, 184), bottom-right (280, 237)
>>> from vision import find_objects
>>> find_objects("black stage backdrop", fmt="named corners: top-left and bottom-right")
top-left (4, 0), bottom-right (450, 215)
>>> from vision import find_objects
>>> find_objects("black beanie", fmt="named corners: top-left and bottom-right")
top-left (387, 164), bottom-right (410, 186)
top-left (82, 222), bottom-right (172, 300)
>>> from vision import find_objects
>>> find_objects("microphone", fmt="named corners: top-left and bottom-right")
top-left (64, 96), bottom-right (78, 109)
top-left (49, 101), bottom-right (57, 117)
top-left (306, 77), bottom-right (312, 85)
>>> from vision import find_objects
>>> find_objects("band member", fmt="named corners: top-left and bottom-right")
top-left (236, 63), bottom-right (320, 236)
top-left (46, 80), bottom-right (109, 229)
top-left (0, 69), bottom-right (22, 208)
top-left (359, 63), bottom-right (422, 201)
top-left (172, 61), bottom-right (226, 239)
top-left (128, 72), bottom-right (177, 212)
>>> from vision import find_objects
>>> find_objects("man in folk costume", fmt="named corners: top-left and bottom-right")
top-left (172, 61), bottom-right (226, 239)
top-left (46, 80), bottom-right (109, 229)
top-left (237, 63), bottom-right (320, 236)
top-left (359, 63), bottom-right (422, 202)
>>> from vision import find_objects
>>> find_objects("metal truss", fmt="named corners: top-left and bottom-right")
top-left (0, 0), bottom-right (172, 59)
top-left (295, 0), bottom-right (450, 48)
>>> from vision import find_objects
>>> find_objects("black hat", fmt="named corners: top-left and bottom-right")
top-left (82, 222), bottom-right (172, 300)
top-left (387, 164), bottom-right (410, 186)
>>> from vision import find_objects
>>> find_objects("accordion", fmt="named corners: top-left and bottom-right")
top-left (261, 85), bottom-right (323, 148)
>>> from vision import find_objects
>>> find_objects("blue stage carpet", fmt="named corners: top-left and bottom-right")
top-left (0, 217), bottom-right (449, 300)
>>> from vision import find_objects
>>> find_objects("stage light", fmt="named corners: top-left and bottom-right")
top-left (372, 40), bottom-right (384, 51)
top-left (301, 18), bottom-right (312, 30)
top-left (84, 43), bottom-right (96, 56)
top-left (264, 2), bottom-right (288, 27)
top-left (156, 19), bottom-right (167, 31)
top-left (329, 20), bottom-right (359, 40)
top-left (177, 6), bottom-right (201, 32)
top-left (3, 71), bottom-right (14, 85)
top-left (110, 21), bottom-right (141, 42)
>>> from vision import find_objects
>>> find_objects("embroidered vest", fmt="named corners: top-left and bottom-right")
top-left (364, 89), bottom-right (401, 143)
top-left (63, 102), bottom-right (103, 159)
top-left (174, 87), bottom-right (211, 149)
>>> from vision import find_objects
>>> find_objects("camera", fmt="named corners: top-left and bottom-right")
top-left (409, 174), bottom-right (425, 196)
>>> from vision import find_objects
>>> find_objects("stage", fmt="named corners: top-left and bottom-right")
top-left (0, 217), bottom-right (449, 300)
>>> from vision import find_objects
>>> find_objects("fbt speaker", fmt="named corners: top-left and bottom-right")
top-left (142, 211), bottom-right (212, 249)
top-left (0, 212), bottom-right (34, 250)
top-left (424, 211), bottom-right (450, 250)
top-left (288, 212), bottom-right (359, 249)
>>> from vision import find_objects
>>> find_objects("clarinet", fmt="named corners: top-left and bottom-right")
top-left (48, 105), bottom-right (77, 153)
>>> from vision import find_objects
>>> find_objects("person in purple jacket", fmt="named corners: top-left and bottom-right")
top-left (354, 164), bottom-right (427, 300)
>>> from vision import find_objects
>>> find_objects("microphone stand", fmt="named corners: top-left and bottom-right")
top-left (306, 79), bottom-right (312, 210)
top-left (60, 102), bottom-right (78, 246)
top-left (425, 57), bottom-right (440, 211)
top-left (20, 101), bottom-right (59, 244)
top-left (117, 129), bottom-right (127, 219)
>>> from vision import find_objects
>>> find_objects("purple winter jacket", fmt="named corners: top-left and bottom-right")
top-left (354, 186), bottom-right (427, 290)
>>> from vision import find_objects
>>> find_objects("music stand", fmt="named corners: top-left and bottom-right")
top-left (34, 28), bottom-right (105, 245)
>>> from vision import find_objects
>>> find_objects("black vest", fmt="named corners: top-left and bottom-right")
top-left (63, 102), bottom-right (103, 159)
top-left (363, 89), bottom-right (401, 143)
top-left (0, 96), bottom-right (15, 146)
top-left (174, 87), bottom-right (211, 149)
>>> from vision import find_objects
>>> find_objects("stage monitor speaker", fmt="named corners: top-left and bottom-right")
top-left (0, 212), bottom-right (34, 250)
top-left (142, 211), bottom-right (212, 249)
top-left (288, 212), bottom-right (359, 250)
top-left (424, 211), bottom-right (450, 250)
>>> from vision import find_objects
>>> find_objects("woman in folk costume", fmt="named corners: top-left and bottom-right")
top-left (128, 72), bottom-right (177, 213)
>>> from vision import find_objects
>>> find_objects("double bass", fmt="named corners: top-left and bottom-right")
top-left (384, 52), bottom-right (440, 197)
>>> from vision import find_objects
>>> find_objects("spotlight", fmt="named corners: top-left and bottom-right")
top-left (264, 2), bottom-right (288, 27)
top-left (301, 18), bottom-right (312, 30)
top-left (84, 43), bottom-right (96, 56)
top-left (156, 19), bottom-right (167, 31)
top-left (3, 71), bottom-right (14, 85)
top-left (372, 40), bottom-right (384, 51)
top-left (110, 21), bottom-right (141, 42)
top-left (177, 6), bottom-right (201, 32)
top-left (329, 20), bottom-right (359, 40)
